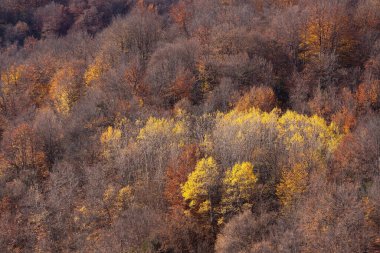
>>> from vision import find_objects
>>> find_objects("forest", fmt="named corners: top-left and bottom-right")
top-left (0, 0), bottom-right (379, 252)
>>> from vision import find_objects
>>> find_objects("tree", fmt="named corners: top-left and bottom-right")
top-left (100, 126), bottom-right (122, 159)
top-left (204, 78), bottom-right (239, 113)
top-left (299, 0), bottom-right (359, 66)
top-left (332, 115), bottom-right (380, 184)
top-left (277, 110), bottom-right (341, 168)
top-left (19, 52), bottom-right (60, 109)
top-left (136, 116), bottom-right (188, 181)
top-left (221, 162), bottom-right (257, 219)
top-left (276, 163), bottom-right (308, 207)
top-left (0, 63), bottom-right (28, 117)
top-left (356, 81), bottom-right (380, 113)
top-left (84, 56), bottom-right (108, 86)
top-left (213, 108), bottom-right (279, 169)
top-left (170, 0), bottom-right (192, 35)
top-left (34, 2), bottom-right (72, 38)
top-left (33, 107), bottom-right (63, 168)
top-left (144, 39), bottom-right (199, 107)
top-left (215, 211), bottom-right (275, 253)
top-left (50, 63), bottom-right (85, 115)
top-left (295, 182), bottom-right (372, 253)
top-left (235, 86), bottom-right (277, 112)
top-left (99, 9), bottom-right (162, 65)
top-left (2, 124), bottom-right (47, 178)
top-left (276, 111), bottom-right (341, 207)
top-left (182, 157), bottom-right (220, 233)
top-left (164, 144), bottom-right (199, 210)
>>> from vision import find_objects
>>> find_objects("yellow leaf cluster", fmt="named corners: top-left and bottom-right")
top-left (182, 157), bottom-right (219, 214)
top-left (100, 126), bottom-right (122, 158)
top-left (221, 162), bottom-right (257, 215)
top-left (276, 163), bottom-right (308, 207)
top-left (101, 185), bottom-right (134, 218)
top-left (1, 65), bottom-right (23, 95)
top-left (49, 67), bottom-right (80, 115)
top-left (84, 57), bottom-right (108, 86)
top-left (217, 108), bottom-right (280, 131)
top-left (101, 126), bottom-right (122, 144)
top-left (103, 185), bottom-right (116, 203)
top-left (137, 117), bottom-right (173, 141)
top-left (137, 117), bottom-right (188, 147)
top-left (214, 107), bottom-right (342, 208)
top-left (213, 108), bottom-right (279, 164)
top-left (300, 20), bottom-right (334, 61)
top-left (116, 186), bottom-right (133, 211)
top-left (277, 111), bottom-right (341, 155)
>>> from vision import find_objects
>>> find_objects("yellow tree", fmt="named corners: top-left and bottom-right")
top-left (276, 163), bottom-right (308, 207)
top-left (299, 1), bottom-right (357, 65)
top-left (84, 56), bottom-right (109, 86)
top-left (277, 110), bottom-right (341, 167)
top-left (213, 107), bottom-right (279, 168)
top-left (100, 126), bottom-right (122, 159)
top-left (116, 186), bottom-right (134, 211)
top-left (137, 117), bottom-right (188, 169)
top-left (102, 184), bottom-right (134, 221)
top-left (276, 111), bottom-right (341, 206)
top-left (49, 64), bottom-right (84, 115)
top-left (182, 157), bottom-right (220, 232)
top-left (221, 162), bottom-right (257, 220)
top-left (0, 64), bottom-right (22, 88)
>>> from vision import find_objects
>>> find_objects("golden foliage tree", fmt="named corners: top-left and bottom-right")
top-left (100, 126), bottom-right (122, 159)
top-left (235, 86), bottom-right (277, 112)
top-left (221, 162), bottom-right (257, 219)
top-left (50, 65), bottom-right (83, 115)
top-left (276, 111), bottom-right (341, 206)
top-left (299, 1), bottom-right (357, 65)
top-left (84, 56), bottom-right (108, 86)
top-left (182, 157), bottom-right (220, 232)
top-left (276, 163), bottom-right (308, 207)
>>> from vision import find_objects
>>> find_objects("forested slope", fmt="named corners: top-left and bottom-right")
top-left (0, 0), bottom-right (379, 252)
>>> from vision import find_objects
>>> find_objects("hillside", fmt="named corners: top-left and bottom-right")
top-left (0, 0), bottom-right (379, 252)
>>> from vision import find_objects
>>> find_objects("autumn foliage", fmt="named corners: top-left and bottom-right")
top-left (0, 0), bottom-right (379, 252)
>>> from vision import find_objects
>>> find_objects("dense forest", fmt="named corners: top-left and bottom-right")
top-left (0, 0), bottom-right (379, 252)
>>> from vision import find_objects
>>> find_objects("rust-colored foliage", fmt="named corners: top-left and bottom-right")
top-left (356, 81), bottom-right (380, 112)
top-left (170, 68), bottom-right (195, 101)
top-left (23, 59), bottom-right (58, 108)
top-left (235, 86), bottom-right (277, 112)
top-left (125, 59), bottom-right (143, 92)
top-left (332, 107), bottom-right (357, 134)
top-left (0, 196), bottom-right (11, 213)
top-left (0, 0), bottom-right (379, 251)
top-left (170, 1), bottom-right (191, 33)
top-left (299, 1), bottom-right (358, 66)
top-left (274, 0), bottom-right (299, 8)
top-left (2, 124), bottom-right (48, 178)
top-left (164, 144), bottom-right (199, 210)
top-left (332, 117), bottom-right (380, 183)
